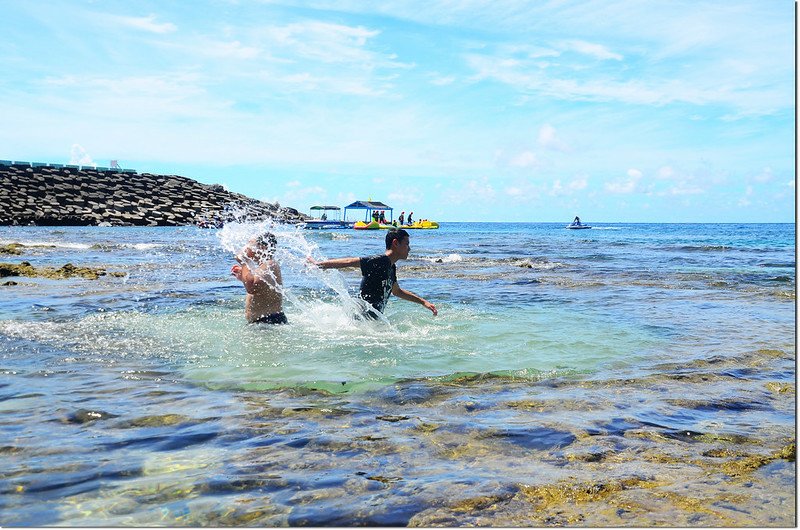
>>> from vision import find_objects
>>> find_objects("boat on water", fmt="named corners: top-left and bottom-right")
top-left (566, 216), bottom-right (591, 229)
top-left (340, 200), bottom-right (441, 230)
top-left (303, 206), bottom-right (353, 229)
top-left (401, 220), bottom-right (439, 229)
top-left (353, 219), bottom-right (441, 230)
top-left (353, 220), bottom-right (395, 230)
top-left (344, 200), bottom-right (395, 230)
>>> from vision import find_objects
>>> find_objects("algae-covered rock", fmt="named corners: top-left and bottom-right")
top-left (720, 442), bottom-right (796, 477)
top-left (66, 409), bottom-right (119, 424)
top-left (765, 381), bottom-right (794, 394)
top-left (0, 261), bottom-right (36, 277)
top-left (0, 261), bottom-right (123, 280)
top-left (777, 442), bottom-right (796, 461)
top-left (0, 243), bottom-right (23, 255)
top-left (117, 414), bottom-right (193, 428)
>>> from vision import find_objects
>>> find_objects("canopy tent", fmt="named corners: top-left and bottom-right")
top-left (343, 200), bottom-right (393, 222)
top-left (309, 205), bottom-right (342, 221)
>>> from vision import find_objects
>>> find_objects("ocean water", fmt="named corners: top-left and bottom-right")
top-left (0, 222), bottom-right (794, 526)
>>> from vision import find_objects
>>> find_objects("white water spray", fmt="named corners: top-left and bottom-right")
top-left (216, 208), bottom-right (387, 327)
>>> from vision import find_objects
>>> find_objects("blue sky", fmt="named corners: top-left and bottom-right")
top-left (1, 1), bottom-right (795, 222)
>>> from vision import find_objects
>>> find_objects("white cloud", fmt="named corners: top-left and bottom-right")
top-left (465, 46), bottom-right (790, 116)
top-left (527, 46), bottom-right (561, 59)
top-left (450, 177), bottom-right (496, 204)
top-left (110, 14), bottom-right (177, 34)
top-left (265, 21), bottom-right (382, 64)
top-left (549, 174), bottom-right (588, 196)
top-left (569, 175), bottom-right (588, 191)
top-left (388, 189), bottom-right (423, 205)
top-left (281, 185), bottom-right (327, 206)
top-left (605, 168), bottom-right (643, 194)
top-left (738, 185), bottom-right (754, 206)
top-left (657, 166), bottom-right (674, 179)
top-left (560, 40), bottom-right (623, 61)
top-left (751, 167), bottom-right (774, 184)
top-left (430, 74), bottom-right (456, 86)
top-left (666, 183), bottom-right (704, 196)
top-left (203, 40), bottom-right (261, 59)
top-left (509, 150), bottom-right (538, 168)
top-left (537, 124), bottom-right (569, 151)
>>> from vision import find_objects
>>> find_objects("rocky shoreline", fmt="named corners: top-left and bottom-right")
top-left (0, 161), bottom-right (306, 226)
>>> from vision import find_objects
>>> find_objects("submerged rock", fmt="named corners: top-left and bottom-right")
top-left (67, 409), bottom-right (119, 423)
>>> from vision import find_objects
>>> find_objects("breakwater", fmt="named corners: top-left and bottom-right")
top-left (0, 161), bottom-right (305, 226)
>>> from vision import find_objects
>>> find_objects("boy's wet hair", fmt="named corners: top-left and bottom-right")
top-left (255, 232), bottom-right (277, 256)
top-left (385, 229), bottom-right (409, 249)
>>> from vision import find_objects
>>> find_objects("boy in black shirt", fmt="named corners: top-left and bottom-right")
top-left (308, 229), bottom-right (438, 317)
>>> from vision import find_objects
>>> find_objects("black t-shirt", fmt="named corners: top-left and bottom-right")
top-left (359, 255), bottom-right (397, 312)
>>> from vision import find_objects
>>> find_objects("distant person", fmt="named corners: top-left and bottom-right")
top-left (379, 211), bottom-right (387, 224)
top-left (407, 212), bottom-right (414, 224)
top-left (573, 216), bottom-right (581, 225)
top-left (372, 211), bottom-right (379, 223)
top-left (231, 232), bottom-right (287, 324)
top-left (398, 211), bottom-right (405, 225)
top-left (308, 229), bottom-right (437, 318)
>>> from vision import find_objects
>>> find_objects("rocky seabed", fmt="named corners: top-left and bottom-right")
top-left (0, 161), bottom-right (305, 226)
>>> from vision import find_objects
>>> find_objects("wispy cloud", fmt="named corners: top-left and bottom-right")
top-left (605, 168), bottom-right (645, 194)
top-left (537, 124), bottom-right (569, 152)
top-left (750, 167), bottom-right (774, 184)
top-left (559, 40), bottom-right (623, 61)
top-left (466, 51), bottom-right (786, 115)
top-left (449, 177), bottom-right (496, 205)
top-left (263, 21), bottom-right (383, 64)
top-left (509, 151), bottom-right (538, 168)
top-left (429, 74), bottom-right (456, 86)
top-left (105, 14), bottom-right (177, 34)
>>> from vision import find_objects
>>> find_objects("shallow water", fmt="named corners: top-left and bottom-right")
top-left (0, 222), bottom-right (795, 526)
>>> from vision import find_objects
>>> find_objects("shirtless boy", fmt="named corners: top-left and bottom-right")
top-left (231, 232), bottom-right (287, 324)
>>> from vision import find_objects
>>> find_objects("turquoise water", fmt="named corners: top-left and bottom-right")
top-left (0, 222), bottom-right (795, 526)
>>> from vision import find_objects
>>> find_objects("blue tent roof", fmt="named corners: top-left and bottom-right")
top-left (343, 200), bottom-right (392, 210)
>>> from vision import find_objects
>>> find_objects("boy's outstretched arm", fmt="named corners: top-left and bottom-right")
top-left (307, 256), bottom-right (361, 269)
top-left (392, 283), bottom-right (438, 316)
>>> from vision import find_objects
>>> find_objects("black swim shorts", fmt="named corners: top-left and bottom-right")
top-left (253, 312), bottom-right (288, 325)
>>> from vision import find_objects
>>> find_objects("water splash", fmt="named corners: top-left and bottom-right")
top-left (216, 210), bottom-right (386, 326)
top-left (69, 144), bottom-right (95, 167)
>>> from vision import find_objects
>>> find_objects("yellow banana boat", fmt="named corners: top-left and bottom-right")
top-left (353, 221), bottom-right (381, 230)
top-left (400, 220), bottom-right (439, 229)
top-left (354, 220), bottom-right (440, 230)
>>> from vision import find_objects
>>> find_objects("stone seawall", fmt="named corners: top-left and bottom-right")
top-left (0, 162), bottom-right (306, 226)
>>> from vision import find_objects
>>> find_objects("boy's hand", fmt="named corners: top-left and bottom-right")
top-left (424, 301), bottom-right (438, 316)
top-left (231, 264), bottom-right (243, 279)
